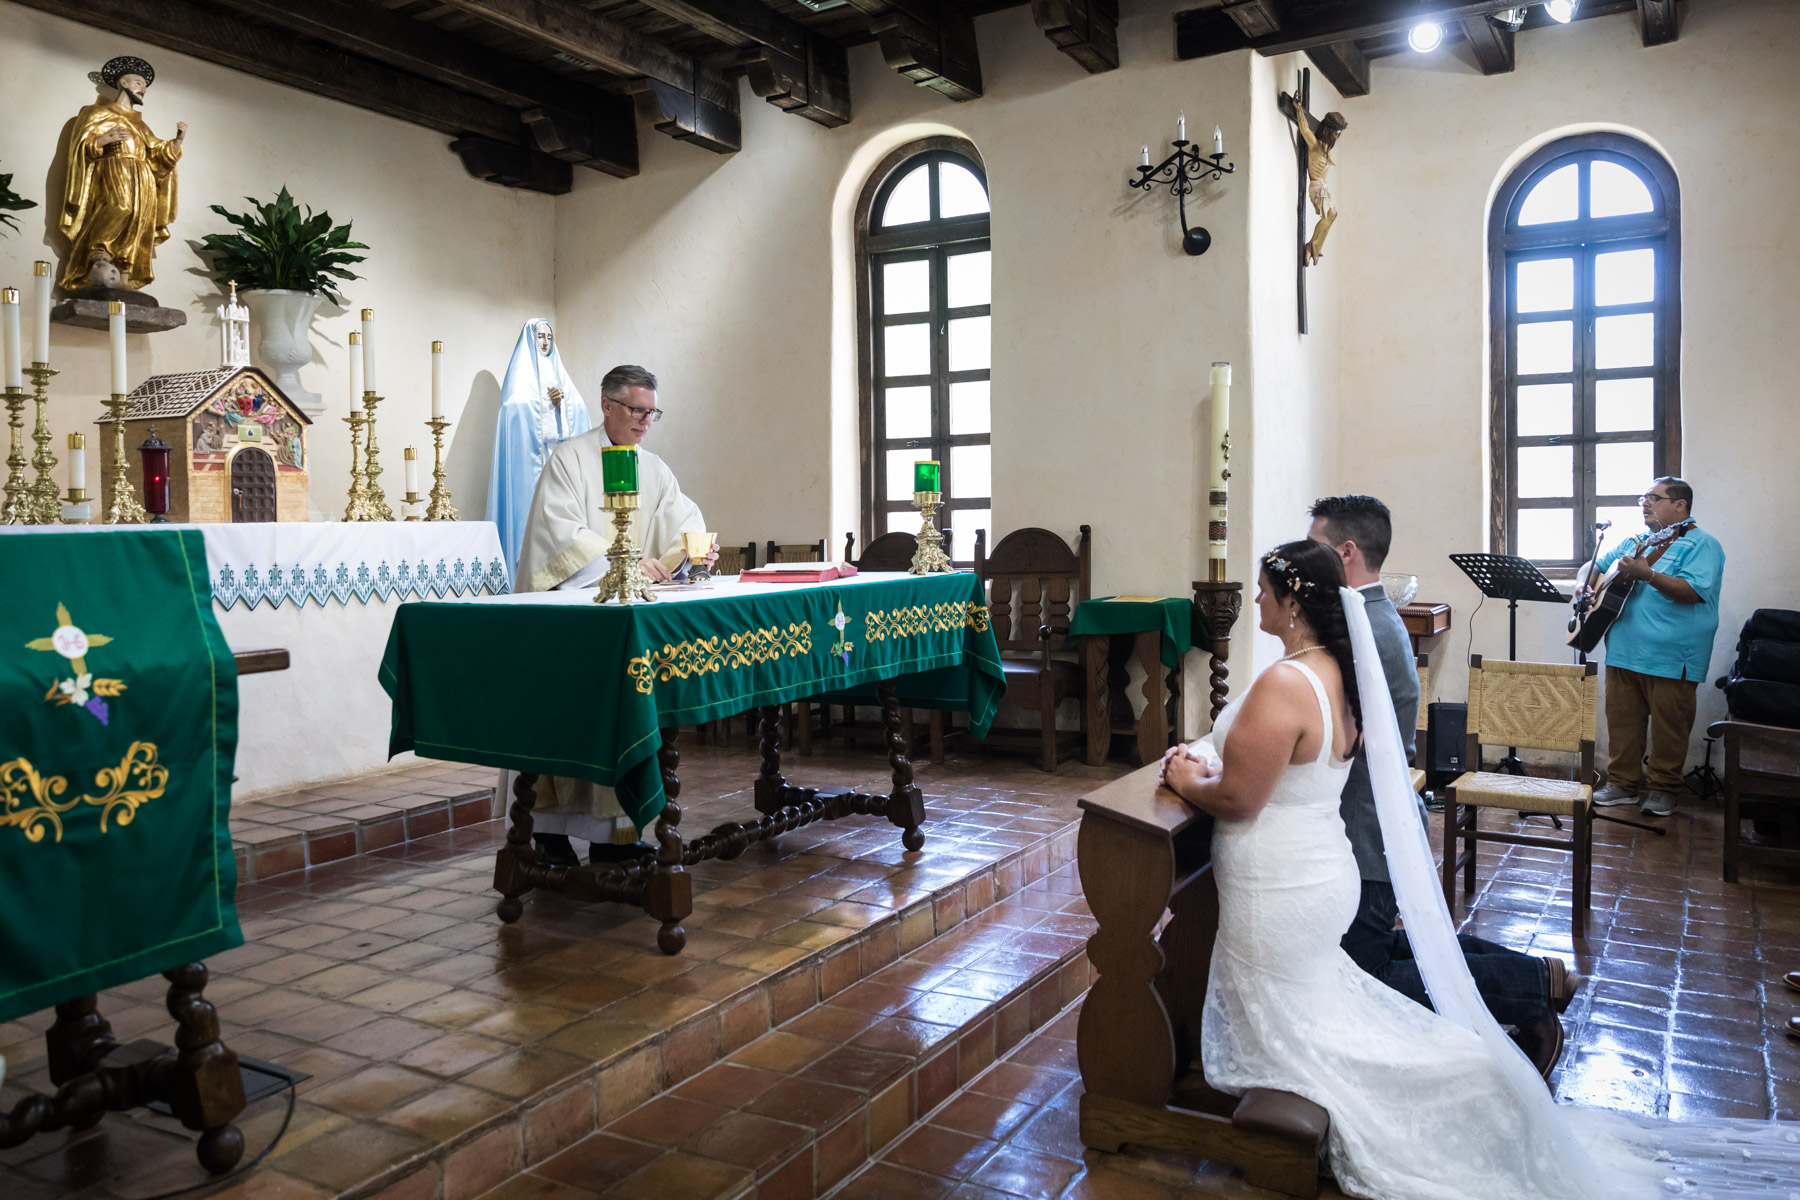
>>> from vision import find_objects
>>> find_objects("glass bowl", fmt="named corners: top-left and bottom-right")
top-left (1381, 572), bottom-right (1419, 607)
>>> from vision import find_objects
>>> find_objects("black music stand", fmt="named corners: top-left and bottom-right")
top-left (1449, 553), bottom-right (1566, 776)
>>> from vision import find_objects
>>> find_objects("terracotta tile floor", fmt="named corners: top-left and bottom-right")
top-left (0, 737), bottom-right (1119, 1200)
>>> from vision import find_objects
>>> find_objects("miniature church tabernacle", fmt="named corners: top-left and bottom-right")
top-left (100, 366), bottom-right (311, 522)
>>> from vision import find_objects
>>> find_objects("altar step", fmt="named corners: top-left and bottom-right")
top-left (471, 854), bottom-right (1094, 1200)
top-left (230, 761), bottom-right (501, 882)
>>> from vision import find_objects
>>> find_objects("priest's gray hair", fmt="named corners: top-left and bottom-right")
top-left (600, 365), bottom-right (658, 399)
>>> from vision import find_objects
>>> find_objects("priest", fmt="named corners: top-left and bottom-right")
top-left (514, 364), bottom-right (717, 864)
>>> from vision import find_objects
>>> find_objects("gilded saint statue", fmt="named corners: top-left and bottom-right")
top-left (1295, 108), bottom-right (1346, 267)
top-left (58, 56), bottom-right (187, 295)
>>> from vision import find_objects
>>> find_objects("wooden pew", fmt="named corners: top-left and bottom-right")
top-left (1076, 762), bottom-right (1329, 1198)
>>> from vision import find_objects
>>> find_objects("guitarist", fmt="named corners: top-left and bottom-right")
top-left (1587, 477), bottom-right (1726, 818)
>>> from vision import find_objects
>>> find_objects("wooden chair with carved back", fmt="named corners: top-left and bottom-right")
top-left (975, 524), bottom-right (1092, 771)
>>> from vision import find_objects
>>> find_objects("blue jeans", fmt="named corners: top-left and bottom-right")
top-left (1340, 881), bottom-right (1550, 1027)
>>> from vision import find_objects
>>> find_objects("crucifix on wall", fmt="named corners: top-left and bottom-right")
top-left (1277, 69), bottom-right (1348, 335)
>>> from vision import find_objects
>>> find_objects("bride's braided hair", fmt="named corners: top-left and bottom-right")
top-left (1262, 539), bottom-right (1363, 748)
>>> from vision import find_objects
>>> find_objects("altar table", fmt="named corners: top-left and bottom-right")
top-left (379, 571), bottom-right (1006, 951)
top-left (1069, 595), bottom-right (1207, 767)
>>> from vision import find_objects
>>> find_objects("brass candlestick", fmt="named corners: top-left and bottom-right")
top-left (908, 491), bottom-right (953, 574)
top-left (594, 492), bottom-right (657, 605)
top-left (424, 416), bottom-right (458, 521)
top-left (3, 384), bottom-right (26, 524)
top-left (360, 390), bottom-right (394, 520)
top-left (24, 363), bottom-right (61, 525)
top-left (342, 410), bottom-right (369, 521)
top-left (100, 392), bottom-right (147, 524)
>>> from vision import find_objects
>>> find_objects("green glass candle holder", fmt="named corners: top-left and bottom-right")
top-left (602, 445), bottom-right (639, 493)
top-left (913, 459), bottom-right (940, 494)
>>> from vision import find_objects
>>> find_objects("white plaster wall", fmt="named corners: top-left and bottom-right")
top-left (1334, 0), bottom-right (1800, 762)
top-left (0, 4), bottom-right (558, 523)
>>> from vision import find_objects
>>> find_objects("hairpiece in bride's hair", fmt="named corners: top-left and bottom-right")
top-left (1263, 552), bottom-right (1317, 596)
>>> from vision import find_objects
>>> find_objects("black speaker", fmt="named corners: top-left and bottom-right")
top-left (1426, 702), bottom-right (1468, 781)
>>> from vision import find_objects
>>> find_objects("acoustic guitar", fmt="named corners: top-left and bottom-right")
top-left (1567, 521), bottom-right (1694, 654)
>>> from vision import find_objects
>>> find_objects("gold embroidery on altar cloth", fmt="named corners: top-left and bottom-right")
top-left (865, 601), bottom-right (990, 642)
top-left (627, 623), bottom-right (813, 694)
top-left (0, 742), bottom-right (168, 843)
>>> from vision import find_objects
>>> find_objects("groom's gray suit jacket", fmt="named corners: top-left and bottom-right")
top-left (1340, 582), bottom-right (1420, 884)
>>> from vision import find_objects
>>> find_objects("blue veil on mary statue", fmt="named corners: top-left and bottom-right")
top-left (486, 318), bottom-right (592, 583)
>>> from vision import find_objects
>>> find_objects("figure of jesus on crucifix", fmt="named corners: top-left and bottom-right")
top-left (1296, 106), bottom-right (1347, 265)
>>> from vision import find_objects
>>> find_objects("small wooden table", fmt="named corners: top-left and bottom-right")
top-left (1399, 602), bottom-right (1452, 655)
top-left (1070, 597), bottom-right (1204, 767)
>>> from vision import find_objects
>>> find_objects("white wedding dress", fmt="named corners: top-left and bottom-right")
top-left (1196, 595), bottom-right (1800, 1200)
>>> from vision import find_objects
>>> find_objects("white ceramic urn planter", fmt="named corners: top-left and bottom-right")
top-left (243, 288), bottom-right (324, 414)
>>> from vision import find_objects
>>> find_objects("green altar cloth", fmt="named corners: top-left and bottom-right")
top-left (1067, 595), bottom-right (1208, 670)
top-left (0, 529), bottom-right (241, 1024)
top-left (380, 572), bottom-right (1004, 831)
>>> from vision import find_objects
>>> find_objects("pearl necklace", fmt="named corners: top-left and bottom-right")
top-left (1279, 644), bottom-right (1326, 662)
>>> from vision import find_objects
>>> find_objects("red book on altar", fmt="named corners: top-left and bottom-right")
top-left (738, 562), bottom-right (859, 584)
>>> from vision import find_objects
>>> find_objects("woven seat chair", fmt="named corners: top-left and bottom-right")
top-left (765, 539), bottom-right (827, 564)
top-left (712, 541), bottom-right (757, 577)
top-left (1442, 655), bottom-right (1599, 936)
top-left (1409, 653), bottom-right (1430, 796)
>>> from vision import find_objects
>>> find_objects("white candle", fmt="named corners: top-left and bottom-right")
top-left (1209, 361), bottom-right (1231, 564)
top-left (404, 446), bottom-right (419, 496)
top-left (108, 301), bottom-right (127, 395)
top-left (1, 289), bottom-right (20, 390)
top-left (1178, 113), bottom-right (1186, 142)
top-left (360, 308), bottom-right (376, 393)
top-left (1140, 145), bottom-right (1150, 167)
top-left (1214, 125), bottom-right (1224, 157)
top-left (66, 433), bottom-right (84, 493)
top-left (430, 340), bottom-right (443, 419)
top-left (31, 261), bottom-right (50, 366)
top-left (348, 330), bottom-right (363, 400)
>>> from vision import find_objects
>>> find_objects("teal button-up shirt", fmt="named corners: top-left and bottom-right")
top-left (1595, 524), bottom-right (1725, 682)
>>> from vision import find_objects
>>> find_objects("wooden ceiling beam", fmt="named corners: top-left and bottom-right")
top-left (208, 0), bottom-right (636, 175)
top-left (1459, 15), bottom-right (1516, 74)
top-left (1637, 0), bottom-right (1678, 45)
top-left (634, 0), bottom-right (851, 126)
top-left (1030, 0), bottom-right (1120, 74)
top-left (1220, 0), bottom-right (1282, 38)
top-left (845, 0), bottom-right (984, 101)
top-left (438, 0), bottom-right (741, 152)
top-left (9, 0), bottom-right (594, 191)
top-left (1304, 41), bottom-right (1368, 97)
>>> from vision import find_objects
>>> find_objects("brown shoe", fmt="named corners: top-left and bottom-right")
top-left (1514, 1011), bottom-right (1565, 1082)
top-left (1784, 971), bottom-right (1800, 995)
top-left (1543, 957), bottom-right (1586, 1015)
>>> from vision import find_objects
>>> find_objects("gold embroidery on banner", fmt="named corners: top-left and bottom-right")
top-left (0, 742), bottom-right (167, 843)
top-left (626, 624), bottom-right (813, 695)
top-left (865, 601), bottom-right (990, 642)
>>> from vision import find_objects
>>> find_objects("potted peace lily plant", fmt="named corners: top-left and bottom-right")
top-left (199, 188), bottom-right (367, 414)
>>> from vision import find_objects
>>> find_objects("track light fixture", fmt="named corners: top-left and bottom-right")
top-left (1407, 21), bottom-right (1443, 51)
top-left (1546, 0), bottom-right (1577, 23)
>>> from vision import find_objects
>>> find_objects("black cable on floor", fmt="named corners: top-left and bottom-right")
top-left (125, 1078), bottom-right (297, 1200)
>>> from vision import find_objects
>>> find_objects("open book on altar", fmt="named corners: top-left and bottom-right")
top-left (738, 562), bottom-right (860, 583)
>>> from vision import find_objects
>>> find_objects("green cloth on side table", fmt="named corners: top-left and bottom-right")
top-left (380, 572), bottom-right (1005, 831)
top-left (0, 529), bottom-right (241, 1024)
top-left (1068, 595), bottom-right (1208, 670)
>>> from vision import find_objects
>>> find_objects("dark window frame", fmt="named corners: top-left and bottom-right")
top-left (855, 138), bottom-right (991, 563)
top-left (1488, 132), bottom-right (1682, 573)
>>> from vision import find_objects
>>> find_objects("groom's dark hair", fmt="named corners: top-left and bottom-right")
top-left (1309, 495), bottom-right (1392, 571)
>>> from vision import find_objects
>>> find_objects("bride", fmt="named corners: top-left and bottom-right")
top-left (1158, 539), bottom-right (1799, 1199)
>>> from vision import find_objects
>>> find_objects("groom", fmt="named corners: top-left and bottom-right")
top-left (1308, 496), bottom-right (1572, 1075)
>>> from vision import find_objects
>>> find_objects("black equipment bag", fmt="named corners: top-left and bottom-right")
top-left (1740, 609), bottom-right (1800, 645)
top-left (1722, 675), bottom-right (1800, 729)
top-left (1742, 639), bottom-right (1800, 686)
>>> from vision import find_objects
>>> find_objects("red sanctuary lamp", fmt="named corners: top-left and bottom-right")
top-left (139, 424), bottom-right (171, 523)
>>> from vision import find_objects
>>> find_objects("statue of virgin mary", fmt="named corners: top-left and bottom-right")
top-left (486, 318), bottom-right (592, 582)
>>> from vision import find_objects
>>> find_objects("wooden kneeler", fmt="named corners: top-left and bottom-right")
top-left (1077, 764), bottom-right (1329, 1198)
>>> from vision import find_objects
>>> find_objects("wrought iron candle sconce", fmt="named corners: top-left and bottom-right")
top-left (1130, 123), bottom-right (1235, 256)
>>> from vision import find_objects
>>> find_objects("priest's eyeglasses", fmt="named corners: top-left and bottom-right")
top-left (605, 396), bottom-right (663, 423)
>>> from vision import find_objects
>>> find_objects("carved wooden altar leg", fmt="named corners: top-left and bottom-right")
top-left (754, 705), bottom-right (787, 815)
top-left (1190, 581), bottom-right (1245, 722)
top-left (1134, 631), bottom-right (1166, 767)
top-left (1077, 811), bottom-right (1178, 1146)
top-left (47, 994), bottom-right (117, 1089)
top-left (647, 729), bottom-right (693, 955)
top-left (878, 679), bottom-right (926, 852)
top-left (494, 770), bottom-right (540, 923)
top-left (1083, 636), bottom-right (1109, 766)
top-left (164, 962), bottom-right (247, 1173)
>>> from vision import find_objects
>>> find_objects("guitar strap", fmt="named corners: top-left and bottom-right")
top-left (1639, 520), bottom-right (1696, 568)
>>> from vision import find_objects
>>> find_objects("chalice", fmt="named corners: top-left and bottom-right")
top-left (683, 531), bottom-right (718, 583)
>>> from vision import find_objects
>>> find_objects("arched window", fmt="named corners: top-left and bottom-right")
top-left (857, 139), bottom-right (991, 561)
top-left (1489, 133), bottom-right (1680, 569)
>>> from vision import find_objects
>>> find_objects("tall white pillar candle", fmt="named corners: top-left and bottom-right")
top-left (108, 302), bottom-right (127, 395)
top-left (404, 447), bottom-right (419, 496)
top-left (348, 330), bottom-right (363, 400)
top-left (66, 433), bottom-right (84, 492)
top-left (1, 289), bottom-right (20, 390)
top-left (31, 261), bottom-right (51, 365)
top-left (1208, 361), bottom-right (1231, 565)
top-left (360, 308), bottom-right (376, 393)
top-left (430, 340), bottom-right (443, 419)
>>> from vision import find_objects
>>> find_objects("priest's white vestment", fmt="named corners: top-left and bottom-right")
top-left (511, 429), bottom-right (708, 843)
